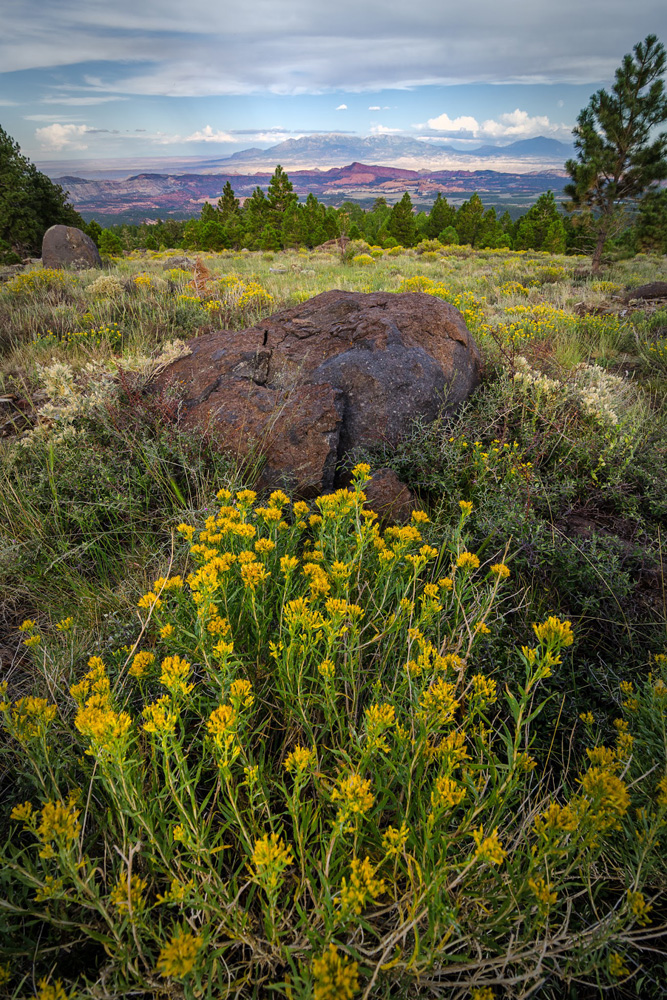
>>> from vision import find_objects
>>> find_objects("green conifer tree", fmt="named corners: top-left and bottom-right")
top-left (388, 192), bottom-right (417, 247)
top-left (455, 194), bottom-right (485, 246)
top-left (565, 34), bottom-right (667, 271)
top-left (217, 181), bottom-right (240, 224)
top-left (427, 193), bottom-right (456, 238)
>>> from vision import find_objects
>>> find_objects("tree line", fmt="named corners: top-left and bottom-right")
top-left (2, 34), bottom-right (666, 268)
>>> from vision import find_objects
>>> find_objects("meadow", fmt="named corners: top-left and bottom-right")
top-left (0, 241), bottom-right (666, 1000)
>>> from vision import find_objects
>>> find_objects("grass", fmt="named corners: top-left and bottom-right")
top-left (0, 243), bottom-right (666, 999)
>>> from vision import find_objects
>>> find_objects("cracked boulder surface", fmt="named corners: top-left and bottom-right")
top-left (150, 289), bottom-right (482, 495)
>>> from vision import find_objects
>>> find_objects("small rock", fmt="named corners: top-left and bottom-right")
top-left (624, 281), bottom-right (667, 301)
top-left (364, 469), bottom-right (416, 524)
top-left (41, 226), bottom-right (102, 270)
top-left (162, 256), bottom-right (195, 270)
top-left (269, 267), bottom-right (288, 273)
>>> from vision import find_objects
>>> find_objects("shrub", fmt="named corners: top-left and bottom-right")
top-left (1, 468), bottom-right (665, 998)
top-left (351, 253), bottom-right (375, 266)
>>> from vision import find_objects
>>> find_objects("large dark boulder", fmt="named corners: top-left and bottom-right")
top-left (41, 225), bottom-right (102, 270)
top-left (151, 289), bottom-right (482, 494)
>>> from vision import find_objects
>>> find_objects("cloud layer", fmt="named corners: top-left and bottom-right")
top-left (422, 108), bottom-right (570, 141)
top-left (2, 0), bottom-right (666, 96)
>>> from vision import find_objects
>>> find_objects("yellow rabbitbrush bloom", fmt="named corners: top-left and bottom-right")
top-left (312, 944), bottom-right (360, 1000)
top-left (472, 826), bottom-right (506, 865)
top-left (9, 697), bottom-right (57, 741)
top-left (207, 704), bottom-right (237, 750)
top-left (336, 855), bottom-right (385, 920)
top-left (142, 696), bottom-right (177, 736)
top-left (284, 744), bottom-right (316, 774)
top-left (533, 616), bottom-right (574, 647)
top-left (240, 561), bottom-right (270, 590)
top-left (528, 876), bottom-right (558, 910)
top-left (456, 551), bottom-right (480, 571)
top-left (490, 562), bottom-right (510, 579)
top-left (578, 767), bottom-right (630, 831)
top-left (250, 832), bottom-right (294, 894)
top-left (157, 926), bottom-right (203, 978)
top-left (109, 873), bottom-right (148, 913)
top-left (332, 773), bottom-right (375, 829)
top-left (418, 678), bottom-right (459, 726)
top-left (36, 796), bottom-right (81, 859)
top-left (128, 651), bottom-right (155, 679)
top-left (431, 775), bottom-right (466, 812)
top-left (627, 890), bottom-right (652, 926)
top-left (160, 655), bottom-right (193, 697)
top-left (33, 979), bottom-right (72, 1000)
top-left (229, 678), bottom-right (254, 709)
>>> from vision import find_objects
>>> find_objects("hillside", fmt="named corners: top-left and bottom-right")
top-left (55, 161), bottom-right (568, 221)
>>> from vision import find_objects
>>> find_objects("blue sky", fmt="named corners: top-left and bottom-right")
top-left (1, 0), bottom-right (666, 165)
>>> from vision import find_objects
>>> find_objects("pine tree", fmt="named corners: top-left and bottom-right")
top-left (267, 165), bottom-right (298, 227)
top-left (388, 192), bottom-right (417, 246)
top-left (565, 34), bottom-right (667, 272)
top-left (455, 194), bottom-right (485, 247)
top-left (515, 191), bottom-right (562, 250)
top-left (217, 181), bottom-right (240, 224)
top-left (243, 187), bottom-right (268, 248)
top-left (0, 125), bottom-right (82, 259)
top-left (543, 219), bottom-right (567, 254)
top-left (98, 229), bottom-right (124, 256)
top-left (427, 193), bottom-right (456, 238)
top-left (635, 188), bottom-right (667, 251)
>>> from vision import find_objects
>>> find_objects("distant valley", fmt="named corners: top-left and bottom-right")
top-left (41, 132), bottom-right (572, 223)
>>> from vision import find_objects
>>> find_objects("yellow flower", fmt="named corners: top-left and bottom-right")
top-left (627, 890), bottom-right (652, 926)
top-left (579, 767), bottom-right (630, 831)
top-left (156, 926), bottom-right (203, 978)
top-left (37, 796), bottom-right (81, 857)
top-left (235, 489), bottom-right (257, 505)
top-left (137, 591), bottom-right (162, 610)
top-left (207, 615), bottom-right (231, 636)
top-left (336, 856), bottom-right (385, 919)
top-left (254, 537), bottom-right (276, 555)
top-left (351, 462), bottom-right (371, 480)
top-left (109, 873), bottom-right (148, 913)
top-left (411, 509), bottom-right (430, 524)
top-left (472, 826), bottom-right (506, 865)
top-left (240, 561), bottom-right (270, 590)
top-left (207, 704), bottom-right (237, 749)
top-left (312, 944), bottom-right (360, 1000)
top-left (532, 616), bottom-right (574, 647)
top-left (250, 832), bottom-right (294, 894)
top-left (293, 500), bottom-right (310, 517)
top-left (608, 952), bottom-right (629, 978)
top-left (533, 801), bottom-right (578, 837)
top-left (269, 489), bottom-right (290, 507)
top-left (19, 619), bottom-right (37, 632)
top-left (656, 775), bottom-right (667, 807)
top-left (10, 801), bottom-right (34, 824)
top-left (10, 697), bottom-right (57, 741)
top-left (24, 634), bottom-right (42, 648)
top-left (471, 989), bottom-right (495, 1000)
top-left (332, 773), bottom-right (375, 828)
top-left (229, 678), bottom-right (254, 709)
top-left (470, 674), bottom-right (497, 707)
top-left (474, 621), bottom-right (491, 635)
top-left (431, 775), bottom-right (466, 812)
top-left (280, 554), bottom-right (299, 574)
top-left (528, 876), bottom-right (557, 910)
top-left (55, 616), bottom-right (74, 631)
top-left (418, 678), bottom-right (459, 726)
top-left (459, 500), bottom-right (473, 516)
top-left (33, 979), bottom-right (72, 1000)
top-left (160, 623), bottom-right (175, 639)
top-left (586, 745), bottom-right (617, 770)
top-left (318, 659), bottom-right (336, 681)
top-left (160, 655), bottom-right (193, 697)
top-left (438, 576), bottom-right (454, 591)
top-left (580, 711), bottom-right (595, 725)
top-left (284, 745), bottom-right (316, 775)
top-left (456, 551), bottom-right (480, 571)
top-left (216, 487), bottom-right (233, 502)
top-left (490, 563), bottom-right (510, 579)
top-left (129, 651), bottom-right (155, 679)
top-left (143, 696), bottom-right (178, 736)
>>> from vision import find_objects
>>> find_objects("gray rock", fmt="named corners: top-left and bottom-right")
top-left (41, 226), bottom-right (102, 270)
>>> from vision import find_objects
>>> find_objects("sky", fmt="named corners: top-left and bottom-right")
top-left (1, 0), bottom-right (666, 167)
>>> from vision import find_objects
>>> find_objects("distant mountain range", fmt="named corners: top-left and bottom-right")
top-left (57, 159), bottom-right (570, 223)
top-left (200, 133), bottom-right (573, 172)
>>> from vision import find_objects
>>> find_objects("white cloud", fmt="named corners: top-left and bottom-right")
top-left (41, 95), bottom-right (129, 106)
top-left (35, 123), bottom-right (90, 150)
top-left (335, 103), bottom-right (348, 110)
top-left (0, 99), bottom-right (18, 106)
top-left (426, 112), bottom-right (480, 134)
top-left (424, 108), bottom-right (570, 141)
top-left (368, 105), bottom-right (380, 110)
top-left (369, 124), bottom-right (402, 134)
top-left (185, 124), bottom-right (235, 142)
